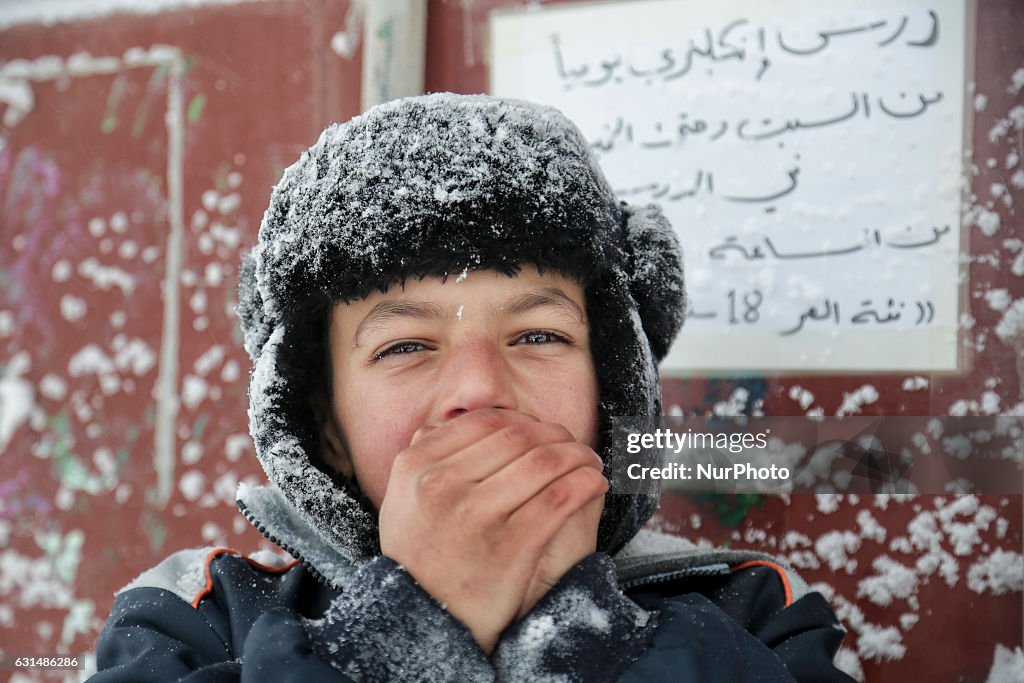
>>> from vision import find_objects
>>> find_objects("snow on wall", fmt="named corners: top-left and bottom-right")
top-left (0, 2), bottom-right (1021, 682)
top-left (0, 0), bottom-right (275, 30)
top-left (0, 12), bottom-right (282, 676)
top-left (651, 491), bottom-right (1022, 681)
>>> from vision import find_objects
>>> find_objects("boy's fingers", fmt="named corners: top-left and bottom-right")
top-left (397, 408), bottom-right (537, 470)
top-left (503, 466), bottom-right (609, 554)
top-left (396, 414), bottom-right (584, 506)
top-left (473, 441), bottom-right (605, 519)
top-left (438, 420), bottom-right (581, 484)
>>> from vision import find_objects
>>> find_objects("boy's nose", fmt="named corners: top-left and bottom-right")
top-left (436, 341), bottom-right (517, 421)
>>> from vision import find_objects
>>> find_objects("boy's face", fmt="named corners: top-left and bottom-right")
top-left (327, 268), bottom-right (600, 509)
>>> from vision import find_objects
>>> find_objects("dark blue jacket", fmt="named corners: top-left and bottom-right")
top-left (90, 488), bottom-right (854, 682)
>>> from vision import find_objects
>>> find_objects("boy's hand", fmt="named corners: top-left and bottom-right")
top-left (517, 490), bottom-right (603, 619)
top-left (377, 408), bottom-right (607, 654)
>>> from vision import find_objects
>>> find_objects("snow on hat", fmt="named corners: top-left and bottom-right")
top-left (237, 93), bottom-right (684, 563)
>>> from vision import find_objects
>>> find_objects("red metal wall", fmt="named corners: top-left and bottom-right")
top-left (1, 1), bottom-right (1020, 680)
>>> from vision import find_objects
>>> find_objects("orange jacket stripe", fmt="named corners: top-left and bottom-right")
top-left (191, 547), bottom-right (301, 608)
top-left (731, 560), bottom-right (793, 607)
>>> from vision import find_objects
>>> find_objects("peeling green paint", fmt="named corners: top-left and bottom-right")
top-left (187, 93), bottom-right (207, 123)
top-left (142, 510), bottom-right (167, 553)
top-left (192, 415), bottom-right (209, 440)
top-left (688, 493), bottom-right (766, 528)
top-left (129, 66), bottom-right (166, 138)
top-left (131, 112), bottom-right (148, 138)
top-left (0, 266), bottom-right (15, 297)
top-left (56, 456), bottom-right (102, 495)
top-left (48, 410), bottom-right (119, 495)
top-left (101, 75), bottom-right (127, 134)
top-left (50, 410), bottom-right (72, 461)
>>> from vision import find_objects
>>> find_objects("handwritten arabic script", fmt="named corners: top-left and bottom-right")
top-left (491, 0), bottom-right (965, 370)
top-left (551, 11), bottom-right (940, 88)
top-left (708, 226), bottom-right (953, 261)
top-left (594, 91), bottom-right (945, 156)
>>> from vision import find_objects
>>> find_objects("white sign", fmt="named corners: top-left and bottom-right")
top-left (491, 0), bottom-right (968, 372)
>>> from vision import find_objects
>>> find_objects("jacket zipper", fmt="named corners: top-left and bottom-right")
top-left (237, 502), bottom-right (343, 590)
top-left (620, 562), bottom-right (731, 591)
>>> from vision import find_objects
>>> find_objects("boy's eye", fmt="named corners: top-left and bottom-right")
top-left (515, 330), bottom-right (570, 346)
top-left (374, 341), bottom-right (426, 362)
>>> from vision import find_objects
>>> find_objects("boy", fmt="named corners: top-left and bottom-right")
top-left (91, 94), bottom-right (853, 681)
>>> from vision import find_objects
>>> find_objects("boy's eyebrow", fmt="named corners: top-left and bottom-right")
top-left (351, 286), bottom-right (586, 347)
top-left (499, 287), bottom-right (586, 323)
top-left (352, 300), bottom-right (445, 347)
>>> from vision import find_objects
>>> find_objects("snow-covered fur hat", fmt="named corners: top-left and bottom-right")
top-left (237, 93), bottom-right (684, 564)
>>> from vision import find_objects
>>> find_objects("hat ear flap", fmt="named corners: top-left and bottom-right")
top-left (621, 202), bottom-right (686, 361)
top-left (237, 246), bottom-right (272, 361)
